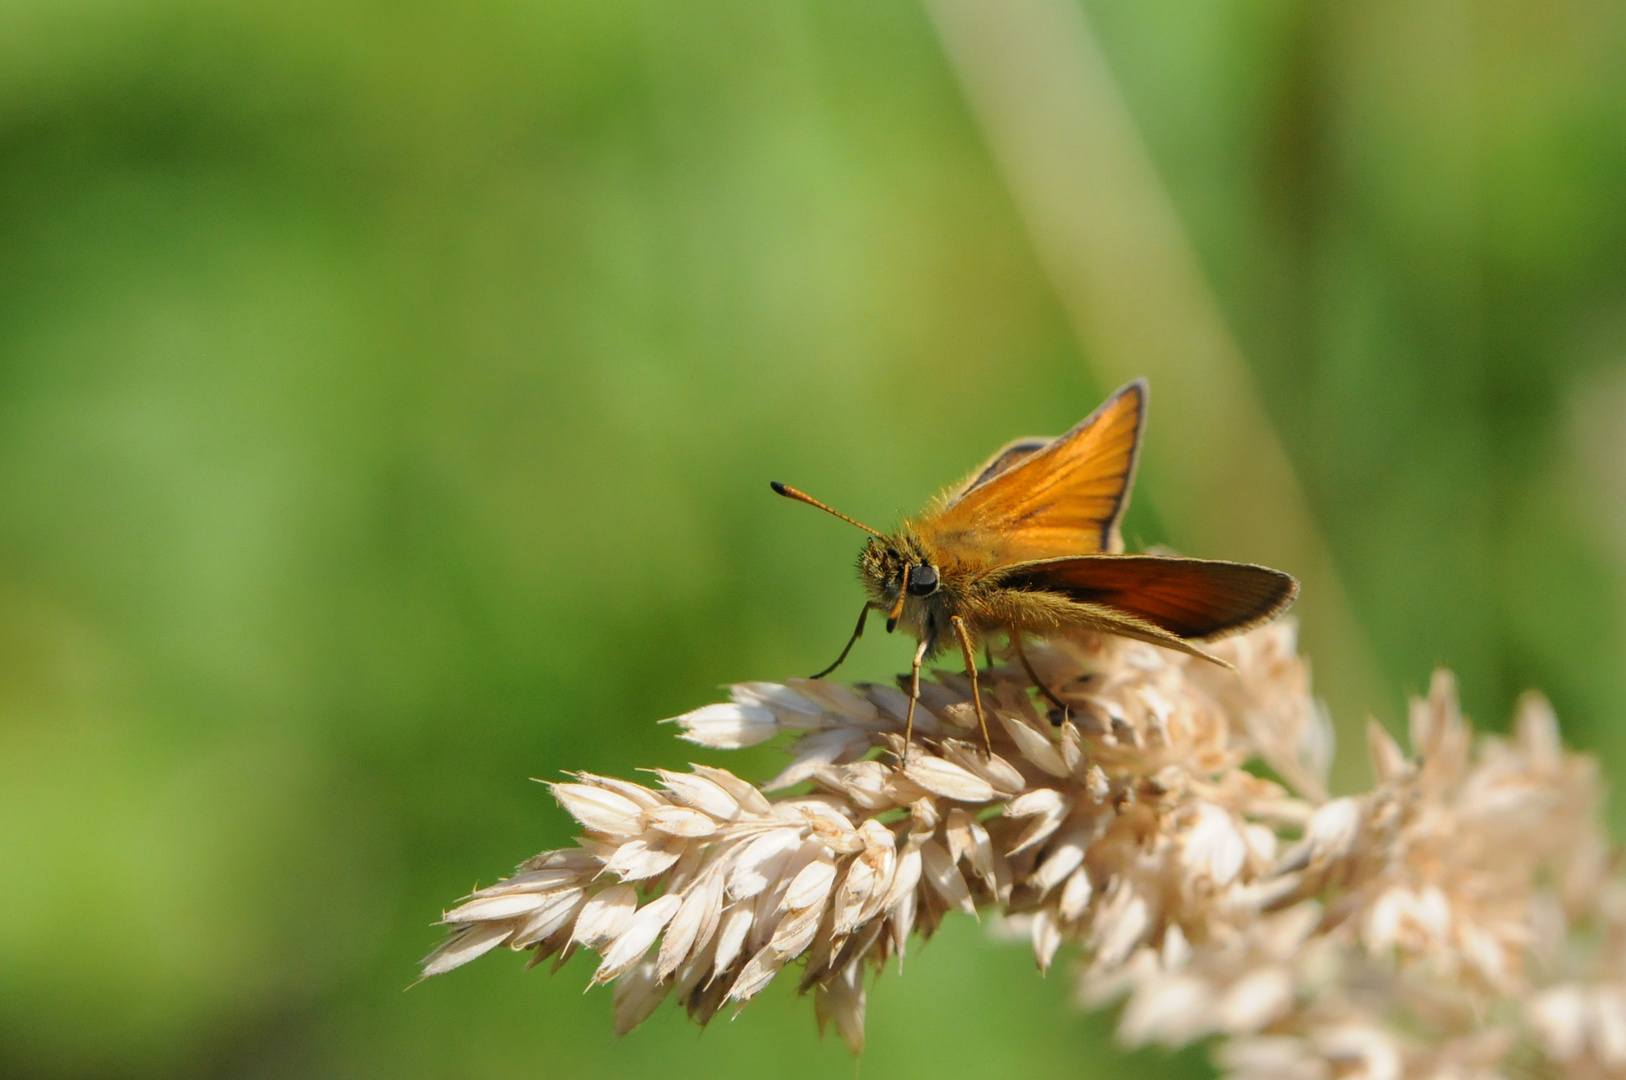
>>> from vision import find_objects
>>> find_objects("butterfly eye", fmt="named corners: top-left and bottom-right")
top-left (906, 563), bottom-right (939, 596)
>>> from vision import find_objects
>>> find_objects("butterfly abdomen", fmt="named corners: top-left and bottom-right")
top-left (959, 582), bottom-right (1080, 638)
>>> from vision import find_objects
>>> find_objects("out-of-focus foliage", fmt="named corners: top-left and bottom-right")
top-left (0, 1), bottom-right (1622, 1078)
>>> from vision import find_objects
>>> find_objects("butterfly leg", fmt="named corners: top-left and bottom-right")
top-left (902, 634), bottom-right (931, 757)
top-left (1012, 633), bottom-right (1070, 726)
top-left (812, 603), bottom-right (875, 680)
top-left (950, 615), bottom-right (992, 755)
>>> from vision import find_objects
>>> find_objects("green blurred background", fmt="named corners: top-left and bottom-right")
top-left (3, 1), bottom-right (1625, 1077)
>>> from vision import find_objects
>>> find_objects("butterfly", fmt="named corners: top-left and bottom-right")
top-left (772, 378), bottom-right (1299, 754)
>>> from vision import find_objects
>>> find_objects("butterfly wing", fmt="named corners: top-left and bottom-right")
top-left (997, 554), bottom-right (1299, 640)
top-left (943, 436), bottom-right (1054, 504)
top-left (926, 379), bottom-right (1145, 560)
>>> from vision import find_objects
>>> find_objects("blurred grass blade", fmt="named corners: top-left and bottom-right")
top-left (924, 0), bottom-right (1387, 787)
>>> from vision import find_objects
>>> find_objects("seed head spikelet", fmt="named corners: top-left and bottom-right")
top-left (424, 623), bottom-right (1626, 1075)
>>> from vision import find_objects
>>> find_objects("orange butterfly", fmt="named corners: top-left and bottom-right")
top-left (772, 379), bottom-right (1298, 754)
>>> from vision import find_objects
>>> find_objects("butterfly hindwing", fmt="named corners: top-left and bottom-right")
top-left (997, 553), bottom-right (1299, 640)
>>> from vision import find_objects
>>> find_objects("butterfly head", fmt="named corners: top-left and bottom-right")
top-left (768, 480), bottom-right (944, 637)
top-left (859, 533), bottom-right (941, 634)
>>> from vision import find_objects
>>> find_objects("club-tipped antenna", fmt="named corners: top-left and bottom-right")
top-left (770, 481), bottom-right (886, 539)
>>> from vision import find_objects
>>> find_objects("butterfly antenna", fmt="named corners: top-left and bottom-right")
top-left (770, 481), bottom-right (886, 538)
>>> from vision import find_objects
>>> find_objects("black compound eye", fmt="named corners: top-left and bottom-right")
top-left (906, 563), bottom-right (939, 596)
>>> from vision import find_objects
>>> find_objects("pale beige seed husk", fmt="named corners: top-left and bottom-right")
top-left (421, 622), bottom-right (1626, 1080)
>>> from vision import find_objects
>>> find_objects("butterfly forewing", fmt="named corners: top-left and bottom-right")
top-left (998, 554), bottom-right (1299, 640)
top-left (924, 379), bottom-right (1145, 561)
top-left (945, 436), bottom-right (1053, 503)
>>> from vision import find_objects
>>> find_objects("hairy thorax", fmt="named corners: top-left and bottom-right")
top-left (859, 527), bottom-right (1114, 658)
top-left (858, 529), bottom-right (1006, 656)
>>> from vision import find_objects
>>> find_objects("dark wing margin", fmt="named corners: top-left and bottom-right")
top-left (998, 554), bottom-right (1299, 640)
top-left (1071, 378), bottom-right (1146, 552)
